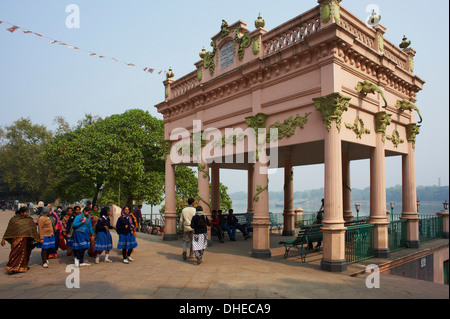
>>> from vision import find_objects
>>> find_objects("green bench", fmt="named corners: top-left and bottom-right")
top-left (279, 224), bottom-right (323, 262)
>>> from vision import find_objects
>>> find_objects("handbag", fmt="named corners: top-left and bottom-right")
top-left (59, 233), bottom-right (67, 250)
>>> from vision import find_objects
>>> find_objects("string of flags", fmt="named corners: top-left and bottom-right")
top-left (0, 19), bottom-right (167, 76)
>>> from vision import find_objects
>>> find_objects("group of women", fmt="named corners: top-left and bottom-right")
top-left (1, 204), bottom-right (139, 275)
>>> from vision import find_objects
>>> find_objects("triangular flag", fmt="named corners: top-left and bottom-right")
top-left (22, 30), bottom-right (32, 34)
top-left (33, 32), bottom-right (43, 37)
top-left (90, 53), bottom-right (96, 56)
top-left (148, 69), bottom-right (154, 73)
top-left (0, 21), bottom-right (3, 24)
top-left (7, 25), bottom-right (19, 33)
top-left (50, 40), bottom-right (58, 44)
top-left (143, 67), bottom-right (148, 72)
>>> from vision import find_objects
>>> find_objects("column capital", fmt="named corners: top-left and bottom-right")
top-left (406, 123), bottom-right (421, 149)
top-left (313, 92), bottom-right (351, 132)
top-left (375, 111), bottom-right (392, 141)
top-left (245, 113), bottom-right (268, 130)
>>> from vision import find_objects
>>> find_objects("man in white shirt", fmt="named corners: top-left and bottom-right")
top-left (180, 198), bottom-right (196, 261)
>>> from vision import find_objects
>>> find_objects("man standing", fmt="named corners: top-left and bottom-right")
top-left (132, 205), bottom-right (143, 230)
top-left (179, 198), bottom-right (196, 260)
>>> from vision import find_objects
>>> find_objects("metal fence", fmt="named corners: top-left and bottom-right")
top-left (388, 219), bottom-right (408, 252)
top-left (419, 215), bottom-right (444, 243)
top-left (345, 223), bottom-right (375, 264)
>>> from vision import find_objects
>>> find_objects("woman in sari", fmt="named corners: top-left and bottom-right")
top-left (1, 207), bottom-right (40, 274)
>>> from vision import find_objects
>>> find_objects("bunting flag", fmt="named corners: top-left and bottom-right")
top-left (7, 25), bottom-right (19, 33)
top-left (1, 18), bottom-right (167, 76)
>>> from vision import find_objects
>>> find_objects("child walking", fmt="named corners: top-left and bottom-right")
top-left (72, 206), bottom-right (94, 267)
top-left (116, 206), bottom-right (138, 264)
top-left (94, 206), bottom-right (113, 263)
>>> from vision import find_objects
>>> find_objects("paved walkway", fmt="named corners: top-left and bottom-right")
top-left (0, 210), bottom-right (448, 299)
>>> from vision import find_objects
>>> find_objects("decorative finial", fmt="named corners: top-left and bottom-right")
top-left (166, 67), bottom-right (174, 79)
top-left (255, 13), bottom-right (265, 29)
top-left (199, 47), bottom-right (206, 59)
top-left (367, 9), bottom-right (381, 27)
top-left (399, 35), bottom-right (411, 49)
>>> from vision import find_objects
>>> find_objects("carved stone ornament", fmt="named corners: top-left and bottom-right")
top-left (246, 113), bottom-right (268, 130)
top-left (356, 80), bottom-right (388, 108)
top-left (374, 111), bottom-right (392, 142)
top-left (255, 13), bottom-right (265, 29)
top-left (406, 123), bottom-right (421, 149)
top-left (396, 99), bottom-right (423, 124)
top-left (386, 130), bottom-right (405, 148)
top-left (313, 92), bottom-right (351, 132)
top-left (345, 117), bottom-right (371, 139)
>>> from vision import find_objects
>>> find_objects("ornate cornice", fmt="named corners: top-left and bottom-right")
top-left (313, 92), bottom-right (351, 132)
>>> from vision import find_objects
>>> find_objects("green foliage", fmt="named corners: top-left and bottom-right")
top-left (0, 118), bottom-right (53, 201)
top-left (46, 109), bottom-right (165, 207)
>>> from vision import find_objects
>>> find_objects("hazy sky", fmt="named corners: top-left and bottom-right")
top-left (0, 0), bottom-right (448, 194)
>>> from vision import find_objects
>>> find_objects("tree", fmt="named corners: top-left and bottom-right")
top-left (46, 109), bottom-right (166, 207)
top-left (0, 118), bottom-right (53, 201)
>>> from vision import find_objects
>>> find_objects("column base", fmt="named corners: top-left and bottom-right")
top-left (321, 259), bottom-right (347, 272)
top-left (251, 249), bottom-right (271, 259)
top-left (374, 248), bottom-right (390, 258)
top-left (282, 230), bottom-right (296, 236)
top-left (443, 232), bottom-right (449, 239)
top-left (163, 234), bottom-right (178, 241)
top-left (407, 240), bottom-right (420, 249)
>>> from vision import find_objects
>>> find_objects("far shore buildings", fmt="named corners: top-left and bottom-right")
top-left (155, 0), bottom-right (449, 275)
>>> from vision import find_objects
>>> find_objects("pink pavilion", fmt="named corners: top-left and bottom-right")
top-left (155, 0), bottom-right (427, 272)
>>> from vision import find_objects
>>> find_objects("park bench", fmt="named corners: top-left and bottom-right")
top-left (279, 224), bottom-right (323, 262)
top-left (269, 212), bottom-right (282, 232)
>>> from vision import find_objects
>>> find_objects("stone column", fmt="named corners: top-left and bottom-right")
top-left (246, 113), bottom-right (271, 259)
top-left (437, 209), bottom-right (449, 239)
top-left (198, 160), bottom-right (212, 243)
top-left (370, 115), bottom-right (391, 258)
top-left (211, 163), bottom-right (220, 211)
top-left (313, 92), bottom-right (350, 272)
top-left (251, 160), bottom-right (271, 258)
top-left (283, 160), bottom-right (295, 236)
top-left (247, 164), bottom-right (254, 215)
top-left (163, 154), bottom-right (177, 241)
top-left (401, 124), bottom-right (421, 248)
top-left (342, 151), bottom-right (353, 222)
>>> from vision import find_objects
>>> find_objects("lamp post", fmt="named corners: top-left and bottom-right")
top-left (355, 203), bottom-right (361, 220)
top-left (390, 202), bottom-right (395, 221)
top-left (417, 199), bottom-right (421, 214)
top-left (443, 200), bottom-right (449, 211)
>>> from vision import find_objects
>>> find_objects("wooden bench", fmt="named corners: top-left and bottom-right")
top-left (269, 212), bottom-right (282, 232)
top-left (279, 224), bottom-right (323, 262)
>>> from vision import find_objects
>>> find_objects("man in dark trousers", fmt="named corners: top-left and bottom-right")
top-left (226, 209), bottom-right (251, 241)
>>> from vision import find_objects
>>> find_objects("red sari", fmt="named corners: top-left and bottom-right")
top-left (2, 214), bottom-right (39, 273)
